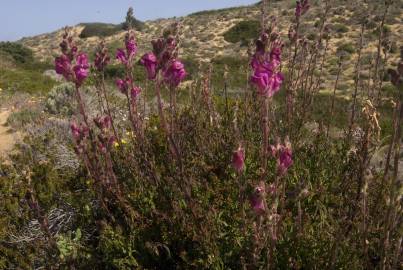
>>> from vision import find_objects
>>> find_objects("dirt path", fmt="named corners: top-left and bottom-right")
top-left (0, 109), bottom-right (18, 156)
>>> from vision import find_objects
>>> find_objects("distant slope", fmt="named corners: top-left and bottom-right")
top-left (19, 0), bottom-right (403, 95)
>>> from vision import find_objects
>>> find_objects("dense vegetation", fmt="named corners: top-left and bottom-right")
top-left (0, 42), bottom-right (55, 93)
top-left (0, 0), bottom-right (402, 269)
top-left (223, 20), bottom-right (260, 45)
top-left (0, 42), bottom-right (34, 64)
top-left (79, 23), bottom-right (123, 39)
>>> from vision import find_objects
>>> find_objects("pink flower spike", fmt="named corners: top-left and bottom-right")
top-left (130, 86), bottom-right (142, 101)
top-left (270, 45), bottom-right (282, 68)
top-left (116, 48), bottom-right (128, 65)
top-left (250, 186), bottom-right (266, 215)
top-left (269, 72), bottom-right (284, 95)
top-left (73, 53), bottom-right (90, 86)
top-left (94, 50), bottom-right (110, 71)
top-left (163, 60), bottom-right (186, 87)
top-left (232, 147), bottom-right (245, 173)
top-left (115, 78), bottom-right (131, 94)
top-left (140, 53), bottom-right (158, 80)
top-left (70, 122), bottom-right (81, 141)
top-left (277, 146), bottom-right (293, 176)
top-left (55, 55), bottom-right (72, 80)
top-left (125, 36), bottom-right (137, 57)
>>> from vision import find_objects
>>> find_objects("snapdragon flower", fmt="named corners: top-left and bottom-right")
top-left (250, 186), bottom-right (266, 215)
top-left (163, 60), bottom-right (186, 87)
top-left (140, 53), bottom-right (158, 80)
top-left (116, 78), bottom-right (132, 94)
top-left (250, 37), bottom-right (284, 97)
top-left (232, 147), bottom-right (245, 173)
top-left (73, 53), bottom-right (90, 86)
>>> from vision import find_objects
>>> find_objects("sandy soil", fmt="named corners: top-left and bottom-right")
top-left (0, 109), bottom-right (18, 156)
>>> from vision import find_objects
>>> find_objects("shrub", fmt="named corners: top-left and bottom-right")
top-left (0, 42), bottom-right (34, 64)
top-left (223, 20), bottom-right (260, 44)
top-left (189, 6), bottom-right (240, 17)
top-left (372, 24), bottom-right (391, 36)
top-left (104, 64), bottom-right (126, 78)
top-left (79, 23), bottom-right (122, 38)
top-left (1, 3), bottom-right (401, 270)
top-left (211, 56), bottom-right (249, 89)
top-left (45, 83), bottom-right (76, 115)
top-left (337, 42), bottom-right (355, 54)
top-left (332, 23), bottom-right (349, 33)
top-left (0, 67), bottom-right (55, 93)
top-left (6, 108), bottom-right (41, 129)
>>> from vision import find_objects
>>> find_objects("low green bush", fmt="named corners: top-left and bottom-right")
top-left (79, 23), bottom-right (122, 38)
top-left (337, 42), bottom-right (355, 54)
top-left (6, 108), bottom-right (41, 129)
top-left (0, 42), bottom-right (34, 64)
top-left (332, 23), bottom-right (349, 33)
top-left (223, 20), bottom-right (260, 45)
top-left (0, 67), bottom-right (55, 94)
top-left (45, 83), bottom-right (76, 116)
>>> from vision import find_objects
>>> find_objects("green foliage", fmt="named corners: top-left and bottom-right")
top-left (45, 83), bottom-right (76, 115)
top-left (337, 42), bottom-right (355, 54)
top-left (332, 23), bottom-right (349, 33)
top-left (372, 24), bottom-right (391, 36)
top-left (0, 1), bottom-right (401, 268)
top-left (189, 6), bottom-right (241, 17)
top-left (104, 64), bottom-right (126, 79)
top-left (0, 67), bottom-right (55, 94)
top-left (6, 108), bottom-right (41, 129)
top-left (0, 42), bottom-right (34, 64)
top-left (0, 42), bottom-right (55, 94)
top-left (79, 23), bottom-right (122, 39)
top-left (223, 20), bottom-right (260, 45)
top-left (211, 56), bottom-right (249, 89)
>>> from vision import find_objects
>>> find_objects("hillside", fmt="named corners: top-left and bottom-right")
top-left (20, 1), bottom-right (403, 61)
top-left (19, 0), bottom-right (403, 98)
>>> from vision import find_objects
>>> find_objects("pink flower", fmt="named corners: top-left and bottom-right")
top-left (250, 35), bottom-right (283, 97)
top-left (277, 139), bottom-right (293, 176)
top-left (76, 53), bottom-right (89, 68)
top-left (125, 35), bottom-right (137, 57)
top-left (55, 55), bottom-right (72, 79)
top-left (296, 0), bottom-right (310, 18)
top-left (151, 38), bottom-right (165, 55)
top-left (70, 122), bottom-right (81, 141)
top-left (116, 78), bottom-right (132, 94)
top-left (268, 142), bottom-right (281, 157)
top-left (251, 53), bottom-right (273, 73)
top-left (250, 186), bottom-right (266, 215)
top-left (163, 60), bottom-right (186, 87)
top-left (70, 122), bottom-right (89, 143)
top-left (94, 115), bottom-right (111, 130)
top-left (116, 48), bottom-right (128, 65)
top-left (232, 147), bottom-right (245, 173)
top-left (270, 73), bottom-right (284, 93)
top-left (73, 53), bottom-right (90, 86)
top-left (94, 49), bottom-right (110, 71)
top-left (130, 86), bottom-right (141, 101)
top-left (251, 71), bottom-right (283, 97)
top-left (140, 53), bottom-right (158, 80)
top-left (270, 45), bottom-right (282, 69)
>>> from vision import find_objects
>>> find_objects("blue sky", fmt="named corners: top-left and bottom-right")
top-left (0, 0), bottom-right (259, 41)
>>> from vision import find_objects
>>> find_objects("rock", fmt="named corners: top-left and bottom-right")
top-left (370, 145), bottom-right (403, 180)
top-left (43, 69), bottom-right (64, 82)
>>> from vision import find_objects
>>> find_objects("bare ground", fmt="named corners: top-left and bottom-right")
top-left (0, 108), bottom-right (18, 157)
